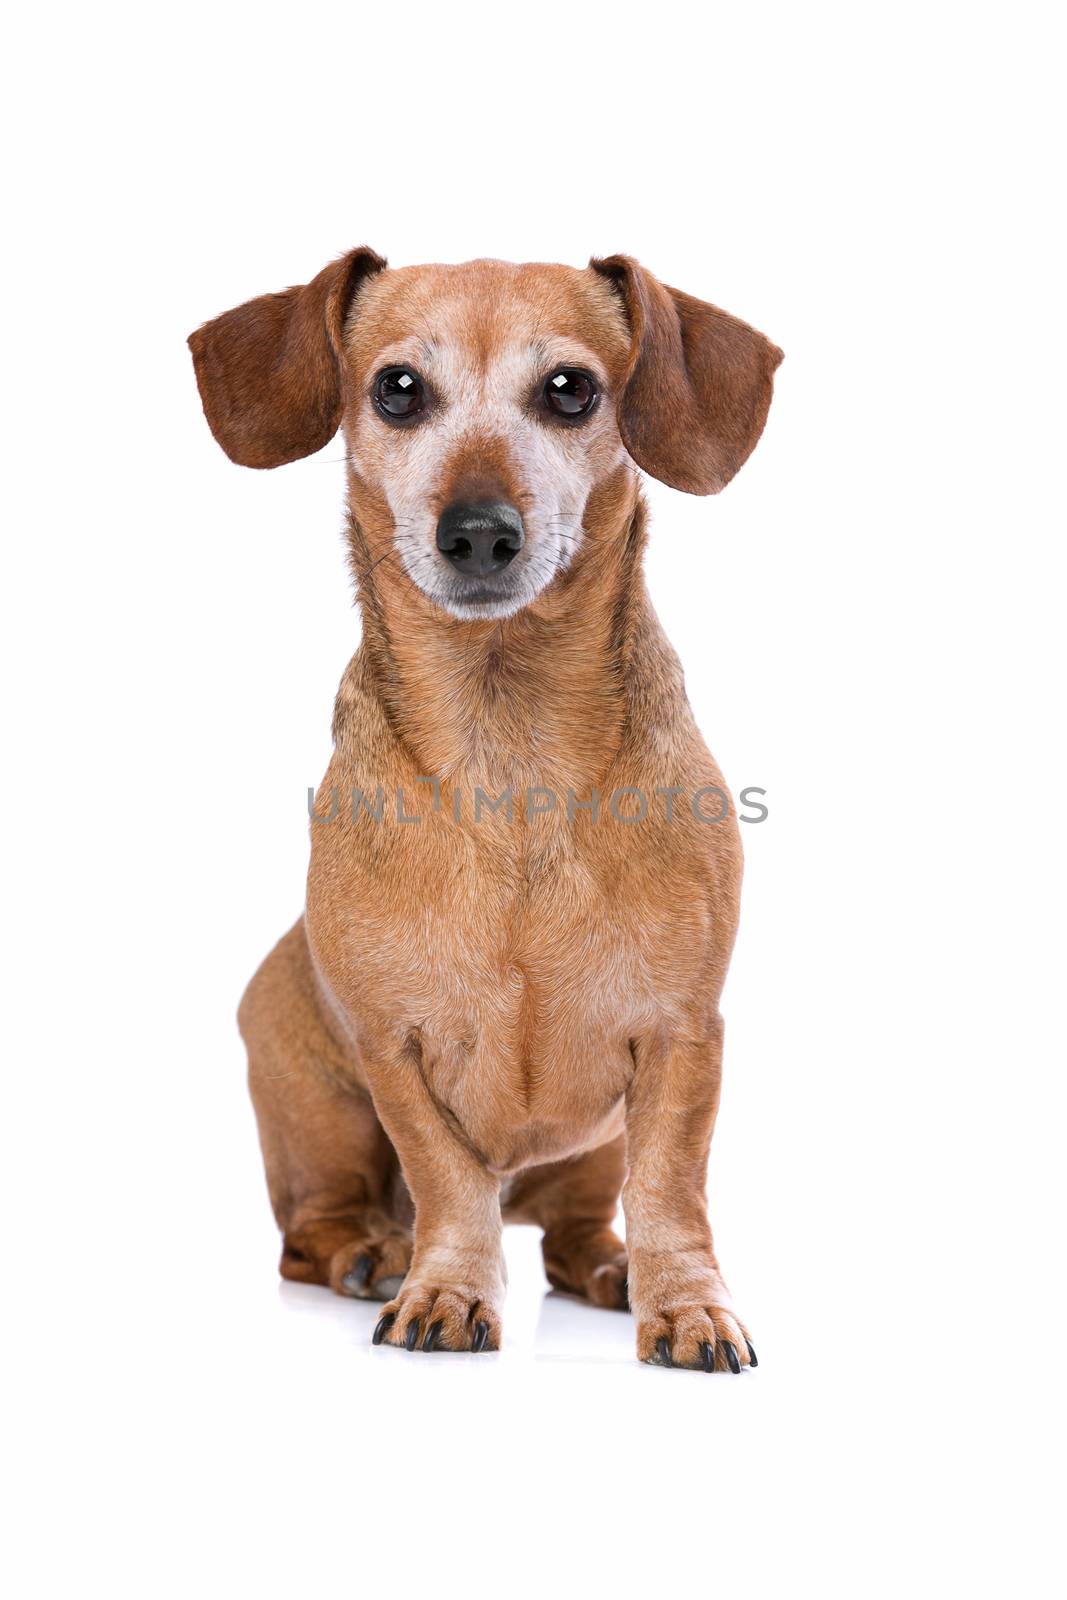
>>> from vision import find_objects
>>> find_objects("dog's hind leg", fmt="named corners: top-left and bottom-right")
top-left (239, 920), bottom-right (412, 1300)
top-left (504, 1137), bottom-right (629, 1310)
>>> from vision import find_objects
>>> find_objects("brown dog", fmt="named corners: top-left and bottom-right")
top-left (189, 251), bottom-right (781, 1369)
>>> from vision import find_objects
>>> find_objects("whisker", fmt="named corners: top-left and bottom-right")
top-left (350, 546), bottom-right (396, 586)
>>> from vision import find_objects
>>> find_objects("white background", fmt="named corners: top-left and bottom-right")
top-left (3, 3), bottom-right (1063, 1595)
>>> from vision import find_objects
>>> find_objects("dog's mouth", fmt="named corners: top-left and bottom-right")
top-left (449, 577), bottom-right (522, 607)
top-left (392, 514), bottom-right (584, 622)
top-left (434, 568), bottom-right (530, 620)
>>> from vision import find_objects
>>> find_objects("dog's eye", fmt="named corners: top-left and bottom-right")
top-left (543, 369), bottom-right (598, 419)
top-left (374, 367), bottom-right (425, 420)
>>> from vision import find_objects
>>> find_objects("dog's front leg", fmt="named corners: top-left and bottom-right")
top-left (624, 1018), bottom-right (756, 1373)
top-left (363, 1043), bottom-right (505, 1354)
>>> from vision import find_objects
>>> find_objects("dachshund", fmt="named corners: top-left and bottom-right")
top-left (188, 249), bottom-right (781, 1369)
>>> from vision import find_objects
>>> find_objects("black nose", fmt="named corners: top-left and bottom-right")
top-left (436, 502), bottom-right (524, 577)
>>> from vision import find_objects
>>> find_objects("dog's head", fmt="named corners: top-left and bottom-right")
top-left (189, 251), bottom-right (782, 620)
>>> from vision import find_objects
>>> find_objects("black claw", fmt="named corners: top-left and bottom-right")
top-left (619, 1275), bottom-right (630, 1310)
top-left (343, 1254), bottom-right (372, 1292)
top-left (471, 1320), bottom-right (490, 1353)
top-left (405, 1319), bottom-right (420, 1351)
top-left (423, 1319), bottom-right (444, 1353)
top-left (699, 1339), bottom-right (716, 1373)
top-left (371, 1312), bottom-right (395, 1346)
top-left (723, 1340), bottom-right (741, 1374)
top-left (656, 1336), bottom-right (673, 1368)
top-left (745, 1340), bottom-right (758, 1368)
top-left (353, 1253), bottom-right (373, 1285)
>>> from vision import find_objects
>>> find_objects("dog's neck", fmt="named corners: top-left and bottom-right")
top-left (350, 480), bottom-right (648, 795)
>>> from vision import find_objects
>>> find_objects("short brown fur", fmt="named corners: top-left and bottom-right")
top-left (190, 251), bottom-right (782, 1368)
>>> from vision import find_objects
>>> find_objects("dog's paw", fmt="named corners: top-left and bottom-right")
top-left (629, 1253), bottom-right (756, 1373)
top-left (370, 1278), bottom-right (502, 1353)
top-left (636, 1300), bottom-right (756, 1373)
top-left (543, 1226), bottom-right (629, 1310)
top-left (329, 1232), bottom-right (412, 1302)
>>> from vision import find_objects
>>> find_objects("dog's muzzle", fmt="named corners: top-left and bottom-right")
top-left (436, 502), bottom-right (524, 578)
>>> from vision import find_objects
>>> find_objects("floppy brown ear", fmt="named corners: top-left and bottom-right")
top-left (591, 254), bottom-right (783, 495)
top-left (188, 247), bottom-right (386, 468)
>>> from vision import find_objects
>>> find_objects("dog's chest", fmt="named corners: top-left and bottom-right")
top-left (315, 811), bottom-right (693, 1169)
top-left (413, 846), bottom-right (642, 1167)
